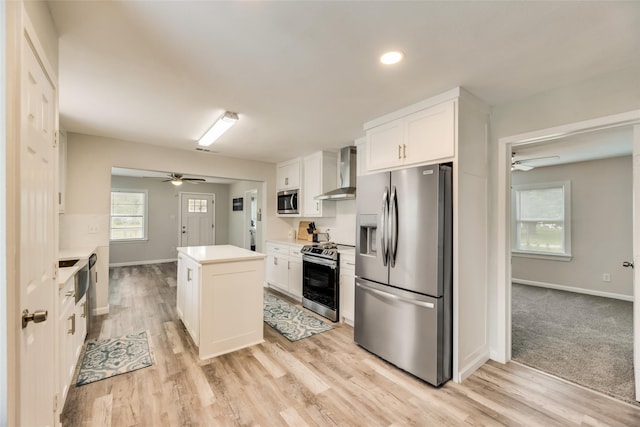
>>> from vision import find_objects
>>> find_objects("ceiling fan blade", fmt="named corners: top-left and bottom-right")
top-left (183, 178), bottom-right (206, 182)
top-left (512, 163), bottom-right (534, 171)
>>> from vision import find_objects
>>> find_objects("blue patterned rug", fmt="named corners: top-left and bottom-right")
top-left (263, 293), bottom-right (333, 341)
top-left (76, 331), bottom-right (152, 386)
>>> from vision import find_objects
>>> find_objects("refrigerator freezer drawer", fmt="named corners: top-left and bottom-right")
top-left (354, 278), bottom-right (451, 386)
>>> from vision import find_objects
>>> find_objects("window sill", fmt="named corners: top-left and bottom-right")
top-left (512, 251), bottom-right (572, 262)
top-left (110, 238), bottom-right (149, 244)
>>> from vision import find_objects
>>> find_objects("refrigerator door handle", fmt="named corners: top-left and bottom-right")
top-left (389, 186), bottom-right (398, 267)
top-left (356, 281), bottom-right (435, 309)
top-left (381, 187), bottom-right (389, 266)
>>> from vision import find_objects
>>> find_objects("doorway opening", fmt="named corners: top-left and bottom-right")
top-left (497, 110), bottom-right (640, 403)
top-left (244, 189), bottom-right (258, 251)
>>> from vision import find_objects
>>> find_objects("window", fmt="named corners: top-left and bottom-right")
top-left (110, 190), bottom-right (148, 241)
top-left (512, 181), bottom-right (571, 259)
top-left (188, 198), bottom-right (208, 213)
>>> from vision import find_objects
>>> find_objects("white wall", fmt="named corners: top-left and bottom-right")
top-left (487, 65), bottom-right (640, 358)
top-left (293, 200), bottom-right (357, 245)
top-left (109, 176), bottom-right (230, 265)
top-left (62, 132), bottom-right (290, 313)
top-left (511, 156), bottom-right (633, 299)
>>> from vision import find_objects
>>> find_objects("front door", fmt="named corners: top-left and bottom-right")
top-left (180, 193), bottom-right (215, 247)
top-left (20, 36), bottom-right (57, 425)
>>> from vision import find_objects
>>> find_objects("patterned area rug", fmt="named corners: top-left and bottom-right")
top-left (76, 331), bottom-right (152, 386)
top-left (264, 293), bottom-right (333, 341)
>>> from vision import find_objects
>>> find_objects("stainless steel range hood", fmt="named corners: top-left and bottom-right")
top-left (315, 146), bottom-right (357, 200)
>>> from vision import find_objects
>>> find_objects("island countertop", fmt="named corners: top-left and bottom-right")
top-left (177, 244), bottom-right (266, 264)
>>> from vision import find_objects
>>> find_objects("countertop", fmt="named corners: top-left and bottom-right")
top-left (58, 262), bottom-right (86, 289)
top-left (177, 244), bottom-right (266, 265)
top-left (266, 239), bottom-right (355, 256)
top-left (59, 246), bottom-right (97, 261)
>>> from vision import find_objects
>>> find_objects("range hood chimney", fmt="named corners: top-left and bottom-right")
top-left (315, 146), bottom-right (357, 201)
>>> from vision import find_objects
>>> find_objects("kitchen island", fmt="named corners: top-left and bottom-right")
top-left (176, 245), bottom-right (266, 360)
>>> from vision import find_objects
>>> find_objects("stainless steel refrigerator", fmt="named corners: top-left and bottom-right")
top-left (354, 163), bottom-right (452, 386)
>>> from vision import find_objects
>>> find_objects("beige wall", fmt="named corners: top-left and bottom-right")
top-left (487, 65), bottom-right (640, 356)
top-left (62, 132), bottom-right (291, 312)
top-left (511, 156), bottom-right (633, 298)
top-left (23, 0), bottom-right (58, 72)
top-left (109, 176), bottom-right (231, 265)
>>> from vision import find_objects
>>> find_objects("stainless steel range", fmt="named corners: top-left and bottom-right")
top-left (301, 242), bottom-right (340, 322)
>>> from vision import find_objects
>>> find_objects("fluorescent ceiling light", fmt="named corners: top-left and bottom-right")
top-left (380, 51), bottom-right (404, 65)
top-left (198, 111), bottom-right (239, 146)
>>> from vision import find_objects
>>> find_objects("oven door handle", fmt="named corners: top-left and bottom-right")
top-left (302, 256), bottom-right (337, 269)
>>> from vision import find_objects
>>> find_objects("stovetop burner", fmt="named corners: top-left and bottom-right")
top-left (301, 242), bottom-right (341, 260)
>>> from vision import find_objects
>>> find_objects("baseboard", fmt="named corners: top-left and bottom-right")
top-left (457, 349), bottom-right (490, 383)
top-left (109, 258), bottom-right (177, 267)
top-left (513, 278), bottom-right (633, 302)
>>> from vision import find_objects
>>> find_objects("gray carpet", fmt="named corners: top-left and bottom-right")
top-left (511, 283), bottom-right (636, 404)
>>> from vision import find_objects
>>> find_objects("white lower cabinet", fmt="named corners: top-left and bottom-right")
top-left (177, 253), bottom-right (201, 344)
top-left (265, 242), bottom-right (304, 299)
top-left (58, 277), bottom-right (76, 405)
top-left (339, 253), bottom-right (355, 325)
top-left (176, 246), bottom-right (266, 360)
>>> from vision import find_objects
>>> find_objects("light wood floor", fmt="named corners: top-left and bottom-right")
top-left (61, 263), bottom-right (640, 426)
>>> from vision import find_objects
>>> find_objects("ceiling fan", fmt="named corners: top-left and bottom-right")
top-left (147, 173), bottom-right (206, 186)
top-left (511, 153), bottom-right (560, 171)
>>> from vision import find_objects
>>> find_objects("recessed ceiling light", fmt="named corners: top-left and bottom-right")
top-left (380, 51), bottom-right (404, 65)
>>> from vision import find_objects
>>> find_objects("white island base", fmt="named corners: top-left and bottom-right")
top-left (176, 245), bottom-right (266, 360)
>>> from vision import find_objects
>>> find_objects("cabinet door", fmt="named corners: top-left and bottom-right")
top-left (288, 258), bottom-right (302, 299)
top-left (75, 295), bottom-right (88, 358)
top-left (184, 260), bottom-right (200, 344)
top-left (303, 154), bottom-right (322, 216)
top-left (58, 297), bottom-right (75, 401)
top-left (266, 253), bottom-right (289, 291)
top-left (366, 119), bottom-right (404, 172)
top-left (176, 255), bottom-right (187, 319)
top-left (405, 100), bottom-right (455, 165)
top-left (340, 254), bottom-right (356, 325)
top-left (277, 159), bottom-right (301, 190)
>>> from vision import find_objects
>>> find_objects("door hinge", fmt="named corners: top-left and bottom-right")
top-left (53, 262), bottom-right (58, 280)
top-left (54, 394), bottom-right (58, 412)
top-left (53, 130), bottom-right (59, 148)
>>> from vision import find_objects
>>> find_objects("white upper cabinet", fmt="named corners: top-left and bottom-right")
top-left (365, 99), bottom-right (456, 172)
top-left (276, 158), bottom-right (301, 190)
top-left (302, 151), bottom-right (337, 217)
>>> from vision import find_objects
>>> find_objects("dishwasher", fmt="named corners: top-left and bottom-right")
top-left (87, 253), bottom-right (97, 334)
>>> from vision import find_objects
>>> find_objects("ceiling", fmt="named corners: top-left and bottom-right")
top-left (48, 1), bottom-right (640, 164)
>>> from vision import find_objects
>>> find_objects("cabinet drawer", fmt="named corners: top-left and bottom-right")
top-left (340, 255), bottom-right (356, 271)
top-left (289, 246), bottom-right (303, 259)
top-left (266, 243), bottom-right (289, 255)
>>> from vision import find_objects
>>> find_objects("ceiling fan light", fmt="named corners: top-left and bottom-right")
top-left (198, 111), bottom-right (239, 146)
top-left (171, 179), bottom-right (183, 186)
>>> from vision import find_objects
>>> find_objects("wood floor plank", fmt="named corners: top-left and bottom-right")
top-left (60, 263), bottom-right (640, 427)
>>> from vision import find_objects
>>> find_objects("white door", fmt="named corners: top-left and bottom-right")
top-left (244, 189), bottom-right (257, 250)
top-left (180, 193), bottom-right (215, 247)
top-left (20, 37), bottom-right (57, 426)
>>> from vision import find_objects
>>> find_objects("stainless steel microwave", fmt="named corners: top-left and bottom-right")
top-left (277, 189), bottom-right (299, 214)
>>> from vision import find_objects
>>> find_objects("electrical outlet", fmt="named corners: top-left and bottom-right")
top-left (602, 273), bottom-right (611, 282)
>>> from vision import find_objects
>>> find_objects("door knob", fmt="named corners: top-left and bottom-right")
top-left (623, 261), bottom-right (634, 268)
top-left (21, 309), bottom-right (48, 329)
